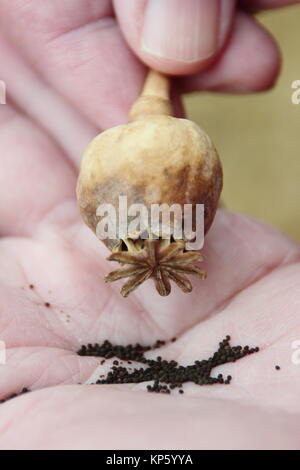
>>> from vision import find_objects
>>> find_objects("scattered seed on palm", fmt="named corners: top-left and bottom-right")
top-left (0, 388), bottom-right (30, 404)
top-left (78, 339), bottom-right (165, 361)
top-left (78, 336), bottom-right (259, 394)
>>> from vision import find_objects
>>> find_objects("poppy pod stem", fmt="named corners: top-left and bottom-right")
top-left (128, 69), bottom-right (173, 122)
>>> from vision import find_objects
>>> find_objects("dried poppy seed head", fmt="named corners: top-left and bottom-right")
top-left (77, 70), bottom-right (223, 297)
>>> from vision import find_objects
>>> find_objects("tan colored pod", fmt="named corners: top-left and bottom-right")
top-left (76, 70), bottom-right (223, 297)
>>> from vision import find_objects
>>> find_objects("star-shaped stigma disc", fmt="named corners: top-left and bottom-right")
top-left (104, 238), bottom-right (207, 297)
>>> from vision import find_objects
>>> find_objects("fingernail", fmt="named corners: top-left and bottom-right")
top-left (141, 0), bottom-right (221, 63)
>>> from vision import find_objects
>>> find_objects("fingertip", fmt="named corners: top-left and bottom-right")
top-left (231, 13), bottom-right (281, 93)
top-left (114, 0), bottom-right (235, 76)
top-left (246, 19), bottom-right (281, 92)
top-left (180, 12), bottom-right (281, 93)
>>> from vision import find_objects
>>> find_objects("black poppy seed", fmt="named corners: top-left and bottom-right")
top-left (44, 302), bottom-right (51, 308)
top-left (77, 340), bottom-right (154, 361)
top-left (275, 365), bottom-right (281, 370)
top-left (0, 388), bottom-right (30, 404)
top-left (78, 336), bottom-right (260, 394)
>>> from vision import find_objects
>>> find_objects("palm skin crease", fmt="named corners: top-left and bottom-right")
top-left (0, 0), bottom-right (300, 450)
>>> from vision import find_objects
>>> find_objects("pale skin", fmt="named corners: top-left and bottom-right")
top-left (0, 0), bottom-right (300, 450)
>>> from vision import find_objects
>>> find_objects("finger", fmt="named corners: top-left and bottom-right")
top-left (0, 102), bottom-right (76, 236)
top-left (0, 35), bottom-right (97, 166)
top-left (114, 0), bottom-right (236, 75)
top-left (179, 11), bottom-right (280, 93)
top-left (0, 348), bottom-right (99, 400)
top-left (0, 0), bottom-right (146, 130)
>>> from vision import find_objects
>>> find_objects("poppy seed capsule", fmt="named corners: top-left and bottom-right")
top-left (77, 70), bottom-right (223, 297)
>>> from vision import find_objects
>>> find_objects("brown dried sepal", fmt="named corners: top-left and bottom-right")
top-left (104, 238), bottom-right (206, 297)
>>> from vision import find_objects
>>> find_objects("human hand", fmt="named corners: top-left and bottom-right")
top-left (0, 0), bottom-right (300, 450)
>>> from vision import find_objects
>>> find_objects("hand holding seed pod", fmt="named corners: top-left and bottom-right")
top-left (76, 69), bottom-right (222, 297)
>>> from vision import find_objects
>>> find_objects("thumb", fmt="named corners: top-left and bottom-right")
top-left (113, 0), bottom-right (235, 75)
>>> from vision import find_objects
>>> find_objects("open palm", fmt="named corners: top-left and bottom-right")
top-left (0, 0), bottom-right (300, 450)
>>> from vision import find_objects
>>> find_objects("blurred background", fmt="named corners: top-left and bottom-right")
top-left (184, 3), bottom-right (300, 242)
